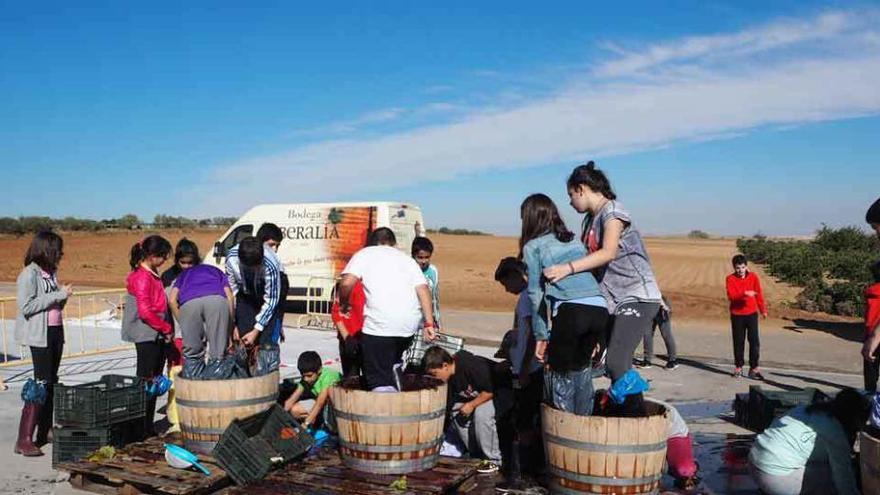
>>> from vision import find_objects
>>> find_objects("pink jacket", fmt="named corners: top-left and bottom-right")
top-left (126, 266), bottom-right (172, 335)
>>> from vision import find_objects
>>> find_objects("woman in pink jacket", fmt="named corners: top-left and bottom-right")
top-left (125, 235), bottom-right (172, 437)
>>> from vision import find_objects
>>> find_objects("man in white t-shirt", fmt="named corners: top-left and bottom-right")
top-left (339, 228), bottom-right (437, 390)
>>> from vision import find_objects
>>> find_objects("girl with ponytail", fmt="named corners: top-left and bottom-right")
top-left (123, 235), bottom-right (172, 437)
top-left (544, 161), bottom-right (663, 383)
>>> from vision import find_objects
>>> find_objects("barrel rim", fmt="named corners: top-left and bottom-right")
top-left (540, 402), bottom-right (668, 423)
top-left (175, 370), bottom-right (280, 385)
top-left (329, 382), bottom-right (447, 399)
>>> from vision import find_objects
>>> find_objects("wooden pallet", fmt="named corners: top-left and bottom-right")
top-left (220, 448), bottom-right (481, 495)
top-left (56, 437), bottom-right (231, 495)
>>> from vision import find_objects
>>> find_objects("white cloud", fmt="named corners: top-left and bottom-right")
top-left (286, 107), bottom-right (406, 138)
top-left (192, 10), bottom-right (880, 214)
top-left (594, 10), bottom-right (876, 77)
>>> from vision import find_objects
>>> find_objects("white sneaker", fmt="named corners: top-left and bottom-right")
top-left (477, 460), bottom-right (500, 474)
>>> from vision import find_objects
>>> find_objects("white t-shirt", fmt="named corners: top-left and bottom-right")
top-left (343, 246), bottom-right (427, 338)
top-left (511, 292), bottom-right (542, 375)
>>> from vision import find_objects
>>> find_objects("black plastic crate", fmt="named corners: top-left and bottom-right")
top-left (213, 404), bottom-right (314, 485)
top-left (52, 420), bottom-right (139, 466)
top-left (55, 375), bottom-right (146, 428)
top-left (747, 386), bottom-right (828, 431)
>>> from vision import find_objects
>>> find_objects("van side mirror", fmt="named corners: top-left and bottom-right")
top-left (213, 242), bottom-right (223, 260)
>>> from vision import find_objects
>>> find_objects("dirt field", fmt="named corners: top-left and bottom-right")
top-left (0, 231), bottom-right (811, 321)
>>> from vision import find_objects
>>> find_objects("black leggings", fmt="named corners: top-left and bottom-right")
top-left (731, 313), bottom-right (760, 369)
top-left (31, 325), bottom-right (64, 384)
top-left (136, 341), bottom-right (167, 379)
top-left (865, 345), bottom-right (880, 392)
top-left (31, 326), bottom-right (64, 435)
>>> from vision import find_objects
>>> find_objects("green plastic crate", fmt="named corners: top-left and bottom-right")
top-left (52, 420), bottom-right (139, 466)
top-left (213, 404), bottom-right (314, 485)
top-left (54, 375), bottom-right (146, 428)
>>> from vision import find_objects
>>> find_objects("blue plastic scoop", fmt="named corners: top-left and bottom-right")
top-left (164, 444), bottom-right (210, 476)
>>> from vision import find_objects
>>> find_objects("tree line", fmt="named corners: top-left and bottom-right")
top-left (0, 215), bottom-right (238, 235)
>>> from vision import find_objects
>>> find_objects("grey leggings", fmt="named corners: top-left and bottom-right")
top-left (643, 314), bottom-right (677, 361)
top-left (606, 302), bottom-right (661, 381)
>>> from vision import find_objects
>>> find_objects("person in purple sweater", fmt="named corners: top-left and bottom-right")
top-left (168, 262), bottom-right (235, 371)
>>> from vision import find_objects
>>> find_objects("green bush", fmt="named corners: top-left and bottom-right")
top-left (737, 226), bottom-right (879, 317)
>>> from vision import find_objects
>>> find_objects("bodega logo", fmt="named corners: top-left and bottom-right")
top-left (283, 225), bottom-right (340, 240)
top-left (287, 208), bottom-right (323, 221)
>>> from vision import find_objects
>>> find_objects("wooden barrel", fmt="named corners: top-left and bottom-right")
top-left (861, 431), bottom-right (880, 494)
top-left (542, 403), bottom-right (668, 495)
top-left (330, 378), bottom-right (447, 474)
top-left (175, 372), bottom-right (279, 454)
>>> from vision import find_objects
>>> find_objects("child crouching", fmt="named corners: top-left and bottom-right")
top-left (284, 351), bottom-right (342, 430)
top-left (423, 346), bottom-right (513, 475)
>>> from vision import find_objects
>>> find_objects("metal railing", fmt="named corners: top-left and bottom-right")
top-left (0, 288), bottom-right (132, 367)
top-left (294, 275), bottom-right (337, 331)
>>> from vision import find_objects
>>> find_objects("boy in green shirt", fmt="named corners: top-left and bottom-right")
top-left (284, 351), bottom-right (342, 429)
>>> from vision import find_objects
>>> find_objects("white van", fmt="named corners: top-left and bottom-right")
top-left (207, 202), bottom-right (426, 303)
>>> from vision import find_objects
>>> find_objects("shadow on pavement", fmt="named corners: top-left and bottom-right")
top-left (782, 318), bottom-right (863, 343)
top-left (769, 371), bottom-right (849, 390)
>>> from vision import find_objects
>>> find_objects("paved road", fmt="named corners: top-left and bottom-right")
top-left (441, 309), bottom-right (863, 375)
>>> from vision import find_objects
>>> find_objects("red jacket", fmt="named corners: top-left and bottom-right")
top-left (866, 283), bottom-right (880, 337)
top-left (126, 266), bottom-right (172, 335)
top-left (331, 280), bottom-right (365, 336)
top-left (726, 271), bottom-right (767, 316)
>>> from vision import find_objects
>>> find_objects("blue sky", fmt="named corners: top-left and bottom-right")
top-left (2, 1), bottom-right (879, 236)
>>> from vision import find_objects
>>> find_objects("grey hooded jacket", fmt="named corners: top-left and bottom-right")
top-left (15, 263), bottom-right (68, 348)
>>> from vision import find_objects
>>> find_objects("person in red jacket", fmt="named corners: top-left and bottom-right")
top-left (726, 254), bottom-right (768, 380)
top-left (861, 261), bottom-right (880, 391)
top-left (126, 235), bottom-right (173, 437)
top-left (331, 279), bottom-right (365, 377)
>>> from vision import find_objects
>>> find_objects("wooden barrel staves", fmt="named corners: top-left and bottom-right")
top-left (542, 403), bottom-right (668, 495)
top-left (330, 376), bottom-right (447, 474)
top-left (175, 372), bottom-right (279, 454)
top-left (861, 431), bottom-right (880, 494)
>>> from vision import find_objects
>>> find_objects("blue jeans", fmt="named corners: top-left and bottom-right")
top-left (544, 367), bottom-right (594, 416)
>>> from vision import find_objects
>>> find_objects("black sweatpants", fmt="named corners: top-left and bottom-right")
top-left (865, 346), bottom-right (880, 392)
top-left (136, 340), bottom-right (167, 437)
top-left (338, 333), bottom-right (362, 378)
top-left (731, 313), bottom-right (760, 369)
top-left (359, 333), bottom-right (413, 390)
top-left (31, 325), bottom-right (64, 435)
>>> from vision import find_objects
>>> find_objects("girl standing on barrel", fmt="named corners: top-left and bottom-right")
top-left (14, 231), bottom-right (73, 456)
top-left (123, 235), bottom-right (173, 437)
top-left (544, 161), bottom-right (662, 383)
top-left (519, 194), bottom-right (608, 415)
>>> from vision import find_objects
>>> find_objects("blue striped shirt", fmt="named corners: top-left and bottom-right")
top-left (225, 244), bottom-right (282, 333)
